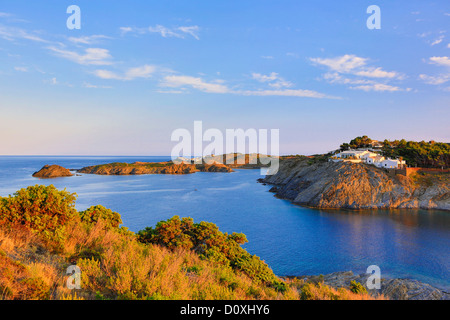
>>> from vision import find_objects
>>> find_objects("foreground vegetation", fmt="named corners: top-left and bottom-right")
top-left (0, 185), bottom-right (382, 300)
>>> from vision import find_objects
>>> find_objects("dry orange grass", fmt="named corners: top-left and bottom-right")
top-left (0, 220), bottom-right (379, 301)
top-left (298, 282), bottom-right (386, 300)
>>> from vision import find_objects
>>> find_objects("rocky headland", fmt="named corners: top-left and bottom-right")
top-left (32, 165), bottom-right (73, 179)
top-left (262, 157), bottom-right (450, 211)
top-left (77, 161), bottom-right (233, 175)
top-left (75, 154), bottom-right (275, 176)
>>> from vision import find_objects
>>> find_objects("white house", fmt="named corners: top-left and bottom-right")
top-left (380, 158), bottom-right (406, 169)
top-left (365, 155), bottom-right (385, 167)
top-left (331, 149), bottom-right (406, 169)
top-left (332, 150), bottom-right (378, 162)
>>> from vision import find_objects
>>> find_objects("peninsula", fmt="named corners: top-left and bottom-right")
top-left (262, 156), bottom-right (450, 211)
top-left (74, 153), bottom-right (272, 176)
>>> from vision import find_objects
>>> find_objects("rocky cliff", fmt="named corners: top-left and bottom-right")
top-left (262, 158), bottom-right (450, 210)
top-left (77, 161), bottom-right (233, 175)
top-left (32, 165), bottom-right (73, 178)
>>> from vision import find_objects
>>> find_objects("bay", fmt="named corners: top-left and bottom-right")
top-left (0, 156), bottom-right (448, 291)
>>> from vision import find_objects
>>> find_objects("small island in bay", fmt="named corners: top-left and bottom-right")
top-left (32, 165), bottom-right (74, 179)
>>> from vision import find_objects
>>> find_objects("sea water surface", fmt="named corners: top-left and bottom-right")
top-left (0, 156), bottom-right (449, 291)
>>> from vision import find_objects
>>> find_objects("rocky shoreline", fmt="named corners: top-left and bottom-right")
top-left (290, 271), bottom-right (449, 300)
top-left (262, 157), bottom-right (450, 211)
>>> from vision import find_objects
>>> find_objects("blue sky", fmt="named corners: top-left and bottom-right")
top-left (0, 0), bottom-right (449, 155)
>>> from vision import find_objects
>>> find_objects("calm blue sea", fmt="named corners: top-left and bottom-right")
top-left (0, 156), bottom-right (449, 291)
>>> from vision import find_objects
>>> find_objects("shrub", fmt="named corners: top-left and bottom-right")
top-left (0, 185), bottom-right (77, 244)
top-left (21, 277), bottom-right (51, 300)
top-left (78, 205), bottom-right (122, 230)
top-left (137, 216), bottom-right (282, 288)
top-left (350, 280), bottom-right (368, 294)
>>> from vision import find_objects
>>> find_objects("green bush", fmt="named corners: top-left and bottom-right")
top-left (78, 205), bottom-right (122, 230)
top-left (137, 216), bottom-right (282, 287)
top-left (0, 185), bottom-right (77, 243)
top-left (350, 280), bottom-right (368, 294)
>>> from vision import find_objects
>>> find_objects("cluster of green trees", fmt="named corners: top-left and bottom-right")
top-left (340, 135), bottom-right (374, 151)
top-left (381, 139), bottom-right (450, 168)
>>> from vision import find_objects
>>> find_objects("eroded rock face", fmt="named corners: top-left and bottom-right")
top-left (298, 271), bottom-right (449, 300)
top-left (263, 158), bottom-right (450, 210)
top-left (32, 165), bottom-right (73, 178)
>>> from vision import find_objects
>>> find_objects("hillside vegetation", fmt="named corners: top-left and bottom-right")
top-left (381, 139), bottom-right (450, 168)
top-left (340, 135), bottom-right (450, 168)
top-left (0, 185), bottom-right (381, 300)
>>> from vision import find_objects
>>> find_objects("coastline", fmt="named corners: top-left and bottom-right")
top-left (19, 158), bottom-right (450, 299)
top-left (262, 158), bottom-right (450, 211)
top-left (283, 271), bottom-right (449, 300)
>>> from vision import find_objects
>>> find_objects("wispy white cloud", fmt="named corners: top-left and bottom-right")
top-left (68, 35), bottom-right (112, 45)
top-left (48, 47), bottom-right (113, 66)
top-left (324, 72), bottom-right (407, 92)
top-left (419, 74), bottom-right (449, 85)
top-left (93, 69), bottom-right (122, 80)
top-left (353, 67), bottom-right (403, 79)
top-left (0, 25), bottom-right (48, 43)
top-left (120, 25), bottom-right (200, 40)
top-left (0, 12), bottom-right (12, 18)
top-left (161, 75), bottom-right (229, 93)
top-left (240, 88), bottom-right (338, 99)
top-left (252, 72), bottom-right (279, 82)
top-left (93, 65), bottom-right (156, 81)
top-left (119, 27), bottom-right (133, 35)
top-left (311, 55), bottom-right (368, 73)
top-left (431, 35), bottom-right (445, 46)
top-left (125, 65), bottom-right (156, 79)
top-left (177, 26), bottom-right (200, 40)
top-left (311, 54), bottom-right (402, 79)
top-left (350, 83), bottom-right (404, 92)
top-left (82, 82), bottom-right (112, 89)
top-left (311, 54), bottom-right (406, 92)
top-left (156, 89), bottom-right (188, 94)
top-left (14, 66), bottom-right (28, 72)
top-left (286, 52), bottom-right (299, 58)
top-left (148, 25), bottom-right (183, 38)
top-left (419, 56), bottom-right (450, 86)
top-left (160, 73), bottom-right (337, 98)
top-left (417, 32), bottom-right (431, 38)
top-left (251, 72), bottom-right (293, 89)
top-left (429, 56), bottom-right (450, 67)
top-left (43, 77), bottom-right (72, 87)
top-left (323, 72), bottom-right (374, 85)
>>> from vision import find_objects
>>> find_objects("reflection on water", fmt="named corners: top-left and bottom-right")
top-left (0, 156), bottom-right (449, 291)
